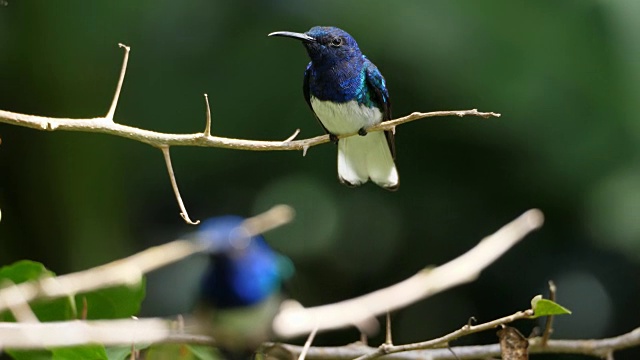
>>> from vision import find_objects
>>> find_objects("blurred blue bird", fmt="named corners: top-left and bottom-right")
top-left (191, 216), bottom-right (293, 355)
top-left (270, 26), bottom-right (399, 190)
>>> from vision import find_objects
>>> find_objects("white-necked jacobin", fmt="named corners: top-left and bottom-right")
top-left (269, 26), bottom-right (399, 190)
top-left (192, 216), bottom-right (294, 355)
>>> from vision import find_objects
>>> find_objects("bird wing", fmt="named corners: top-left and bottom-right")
top-left (303, 62), bottom-right (332, 136)
top-left (364, 59), bottom-right (395, 159)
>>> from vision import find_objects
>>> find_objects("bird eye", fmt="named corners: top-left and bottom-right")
top-left (330, 37), bottom-right (343, 47)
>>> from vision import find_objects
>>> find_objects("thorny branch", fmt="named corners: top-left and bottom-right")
top-left (352, 310), bottom-right (535, 360)
top-left (0, 44), bottom-right (500, 224)
top-left (265, 326), bottom-right (640, 360)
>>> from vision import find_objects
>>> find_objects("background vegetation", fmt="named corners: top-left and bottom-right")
top-left (1, 1), bottom-right (639, 358)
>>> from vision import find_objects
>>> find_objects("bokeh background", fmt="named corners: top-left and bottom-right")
top-left (1, 1), bottom-right (640, 358)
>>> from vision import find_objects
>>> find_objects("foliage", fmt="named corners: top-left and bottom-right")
top-left (0, 261), bottom-right (145, 360)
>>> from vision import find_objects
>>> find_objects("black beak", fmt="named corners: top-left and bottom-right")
top-left (268, 31), bottom-right (315, 43)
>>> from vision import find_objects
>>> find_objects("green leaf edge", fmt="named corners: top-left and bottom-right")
top-left (530, 294), bottom-right (572, 318)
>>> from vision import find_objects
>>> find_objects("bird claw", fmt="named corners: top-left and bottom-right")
top-left (358, 128), bottom-right (368, 136)
top-left (329, 134), bottom-right (339, 143)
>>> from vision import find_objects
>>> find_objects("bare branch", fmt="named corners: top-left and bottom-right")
top-left (0, 109), bottom-right (500, 151)
top-left (105, 43), bottom-right (130, 121)
top-left (265, 327), bottom-right (640, 360)
top-left (0, 204), bottom-right (293, 315)
top-left (0, 43), bottom-right (500, 223)
top-left (272, 209), bottom-right (544, 338)
top-left (354, 310), bottom-right (534, 360)
top-left (2, 320), bottom-right (639, 358)
top-left (241, 204), bottom-right (295, 238)
top-left (0, 281), bottom-right (39, 323)
top-left (0, 318), bottom-right (171, 350)
top-left (159, 146), bottom-right (199, 225)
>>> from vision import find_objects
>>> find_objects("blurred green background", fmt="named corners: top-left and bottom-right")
top-left (1, 1), bottom-right (640, 358)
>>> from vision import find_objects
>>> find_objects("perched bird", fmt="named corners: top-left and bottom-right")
top-left (192, 216), bottom-right (293, 355)
top-left (269, 26), bottom-right (399, 190)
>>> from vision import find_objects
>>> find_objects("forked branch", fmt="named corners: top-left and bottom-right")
top-left (0, 44), bottom-right (500, 223)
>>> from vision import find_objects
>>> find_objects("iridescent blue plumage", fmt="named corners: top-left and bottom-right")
top-left (270, 26), bottom-right (399, 190)
top-left (198, 216), bottom-right (284, 308)
top-left (193, 215), bottom-right (293, 354)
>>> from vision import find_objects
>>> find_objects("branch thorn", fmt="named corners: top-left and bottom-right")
top-left (283, 128), bottom-right (301, 143)
top-left (203, 93), bottom-right (212, 137)
top-left (105, 43), bottom-right (131, 122)
top-left (467, 316), bottom-right (477, 327)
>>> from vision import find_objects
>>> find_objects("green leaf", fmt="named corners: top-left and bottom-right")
top-left (75, 277), bottom-right (146, 320)
top-left (0, 261), bottom-right (75, 322)
top-left (51, 345), bottom-right (108, 360)
top-left (104, 346), bottom-right (132, 360)
top-left (105, 344), bottom-right (151, 360)
top-left (143, 344), bottom-right (220, 360)
top-left (186, 345), bottom-right (221, 360)
top-left (5, 349), bottom-right (53, 360)
top-left (145, 344), bottom-right (196, 360)
top-left (0, 260), bottom-right (53, 283)
top-left (530, 294), bottom-right (572, 318)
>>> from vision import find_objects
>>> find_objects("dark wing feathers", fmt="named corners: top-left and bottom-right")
top-left (364, 61), bottom-right (395, 159)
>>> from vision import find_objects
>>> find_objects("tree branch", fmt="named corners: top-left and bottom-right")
top-left (353, 310), bottom-right (534, 360)
top-left (160, 146), bottom-right (199, 225)
top-left (272, 209), bottom-right (544, 338)
top-left (0, 43), bottom-right (500, 223)
top-left (0, 108), bottom-right (499, 151)
top-left (265, 327), bottom-right (640, 360)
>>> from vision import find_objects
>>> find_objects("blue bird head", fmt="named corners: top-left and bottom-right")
top-left (195, 216), bottom-right (293, 309)
top-left (269, 26), bottom-right (363, 66)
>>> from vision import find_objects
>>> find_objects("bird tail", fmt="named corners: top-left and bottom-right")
top-left (337, 131), bottom-right (399, 190)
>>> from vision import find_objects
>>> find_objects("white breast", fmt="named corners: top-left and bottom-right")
top-left (310, 97), bottom-right (383, 135)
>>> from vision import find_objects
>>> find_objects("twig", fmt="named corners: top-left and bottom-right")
top-left (160, 146), bottom-right (199, 225)
top-left (105, 44), bottom-right (130, 122)
top-left (283, 128), bottom-right (301, 142)
top-left (385, 312), bottom-right (392, 345)
top-left (354, 310), bottom-right (534, 360)
top-left (0, 204), bottom-right (293, 315)
top-left (298, 326), bottom-right (319, 360)
top-left (272, 209), bottom-right (544, 338)
top-left (265, 327), bottom-right (640, 360)
top-left (541, 280), bottom-right (556, 346)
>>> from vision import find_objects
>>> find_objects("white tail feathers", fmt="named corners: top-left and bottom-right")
top-left (337, 131), bottom-right (399, 190)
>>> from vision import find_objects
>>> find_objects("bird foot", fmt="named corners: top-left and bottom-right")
top-left (329, 134), bottom-right (339, 143)
top-left (358, 128), bottom-right (368, 136)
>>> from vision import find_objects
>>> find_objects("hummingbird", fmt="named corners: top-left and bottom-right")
top-left (191, 215), bottom-right (294, 355)
top-left (269, 26), bottom-right (399, 190)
